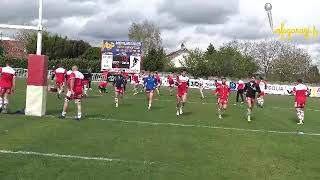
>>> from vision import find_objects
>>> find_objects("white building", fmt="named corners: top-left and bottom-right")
top-left (167, 43), bottom-right (190, 68)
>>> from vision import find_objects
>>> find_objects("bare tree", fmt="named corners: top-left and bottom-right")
top-left (272, 43), bottom-right (312, 81)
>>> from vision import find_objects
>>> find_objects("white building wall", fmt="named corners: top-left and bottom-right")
top-left (171, 52), bottom-right (189, 68)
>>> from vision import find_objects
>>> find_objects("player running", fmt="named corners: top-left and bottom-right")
top-left (199, 77), bottom-right (205, 99)
top-left (60, 66), bottom-right (84, 121)
top-left (213, 78), bottom-right (230, 119)
top-left (155, 71), bottom-right (161, 96)
top-left (292, 79), bottom-right (310, 125)
top-left (167, 73), bottom-right (175, 96)
top-left (244, 76), bottom-right (261, 122)
top-left (257, 77), bottom-right (267, 108)
top-left (139, 71), bottom-right (147, 93)
top-left (132, 73), bottom-right (140, 95)
top-left (144, 72), bottom-right (158, 110)
top-left (98, 71), bottom-right (108, 95)
top-left (176, 69), bottom-right (189, 116)
top-left (113, 71), bottom-right (126, 108)
top-left (0, 62), bottom-right (16, 114)
top-left (235, 80), bottom-right (245, 104)
top-left (54, 64), bottom-right (67, 99)
top-left (121, 70), bottom-right (129, 92)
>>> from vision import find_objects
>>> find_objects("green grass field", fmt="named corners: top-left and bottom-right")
top-left (0, 79), bottom-right (320, 180)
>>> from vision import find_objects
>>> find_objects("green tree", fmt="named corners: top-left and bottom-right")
top-left (128, 20), bottom-right (162, 54)
top-left (305, 65), bottom-right (320, 83)
top-left (0, 41), bottom-right (4, 57)
top-left (213, 46), bottom-right (257, 78)
top-left (205, 43), bottom-right (216, 56)
top-left (182, 49), bottom-right (209, 78)
top-left (142, 48), bottom-right (166, 71)
top-left (16, 30), bottom-right (91, 59)
top-left (81, 47), bottom-right (101, 60)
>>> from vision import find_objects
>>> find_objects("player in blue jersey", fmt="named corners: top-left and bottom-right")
top-left (144, 71), bottom-right (158, 110)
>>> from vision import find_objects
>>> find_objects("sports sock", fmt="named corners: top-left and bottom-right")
top-left (300, 110), bottom-right (304, 121)
top-left (3, 98), bottom-right (8, 110)
top-left (0, 97), bottom-right (3, 109)
top-left (296, 110), bottom-right (301, 120)
top-left (218, 108), bottom-right (222, 115)
top-left (115, 98), bottom-right (118, 104)
top-left (62, 111), bottom-right (66, 116)
top-left (77, 112), bottom-right (82, 119)
top-left (247, 108), bottom-right (252, 116)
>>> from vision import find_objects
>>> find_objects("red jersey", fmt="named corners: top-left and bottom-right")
top-left (155, 75), bottom-right (161, 84)
top-left (122, 72), bottom-right (129, 80)
top-left (257, 80), bottom-right (267, 91)
top-left (215, 81), bottom-right (221, 88)
top-left (99, 81), bottom-right (107, 88)
top-left (69, 71), bottom-right (84, 91)
top-left (293, 83), bottom-right (309, 103)
top-left (132, 74), bottom-right (139, 83)
top-left (213, 84), bottom-right (231, 100)
top-left (177, 75), bottom-right (189, 90)
top-left (237, 80), bottom-right (245, 90)
top-left (102, 71), bottom-right (108, 81)
top-left (167, 75), bottom-right (174, 84)
top-left (0, 66), bottom-right (16, 88)
top-left (54, 67), bottom-right (67, 83)
top-left (66, 70), bottom-right (72, 90)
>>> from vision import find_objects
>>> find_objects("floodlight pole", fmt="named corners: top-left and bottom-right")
top-left (264, 3), bottom-right (273, 30)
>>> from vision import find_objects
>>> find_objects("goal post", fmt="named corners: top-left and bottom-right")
top-left (0, 0), bottom-right (48, 117)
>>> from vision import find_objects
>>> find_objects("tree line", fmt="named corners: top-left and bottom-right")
top-left (0, 19), bottom-right (319, 83)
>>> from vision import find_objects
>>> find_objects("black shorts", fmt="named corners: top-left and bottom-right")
top-left (237, 90), bottom-right (244, 93)
top-left (98, 86), bottom-right (107, 93)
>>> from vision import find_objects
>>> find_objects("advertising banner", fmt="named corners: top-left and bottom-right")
top-left (101, 40), bottom-right (142, 73)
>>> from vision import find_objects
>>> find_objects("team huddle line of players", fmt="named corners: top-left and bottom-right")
top-left (0, 62), bottom-right (310, 125)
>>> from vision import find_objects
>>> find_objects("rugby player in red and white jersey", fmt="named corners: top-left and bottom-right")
top-left (257, 77), bottom-right (267, 108)
top-left (132, 73), bottom-right (140, 95)
top-left (213, 78), bottom-right (231, 119)
top-left (235, 80), bottom-right (245, 104)
top-left (176, 69), bottom-right (189, 116)
top-left (0, 62), bottom-right (16, 113)
top-left (98, 70), bottom-right (109, 95)
top-left (60, 66), bottom-right (84, 121)
top-left (65, 70), bottom-right (72, 91)
top-left (167, 73), bottom-right (175, 96)
top-left (154, 71), bottom-right (161, 96)
top-left (54, 64), bottom-right (67, 99)
top-left (292, 79), bottom-right (310, 125)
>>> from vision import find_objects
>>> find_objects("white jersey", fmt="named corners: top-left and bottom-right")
top-left (258, 80), bottom-right (267, 92)
top-left (199, 78), bottom-right (204, 87)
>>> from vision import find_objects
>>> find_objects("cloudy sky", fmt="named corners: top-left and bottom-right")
top-left (0, 0), bottom-right (319, 62)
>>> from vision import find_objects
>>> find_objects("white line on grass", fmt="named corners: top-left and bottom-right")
top-left (0, 150), bottom-right (156, 164)
top-left (87, 117), bottom-right (320, 137)
top-left (128, 97), bottom-right (320, 112)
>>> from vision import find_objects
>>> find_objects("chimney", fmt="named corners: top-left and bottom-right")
top-left (181, 43), bottom-right (186, 50)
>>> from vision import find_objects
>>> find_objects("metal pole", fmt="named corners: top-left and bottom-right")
top-left (36, 0), bottom-right (43, 55)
